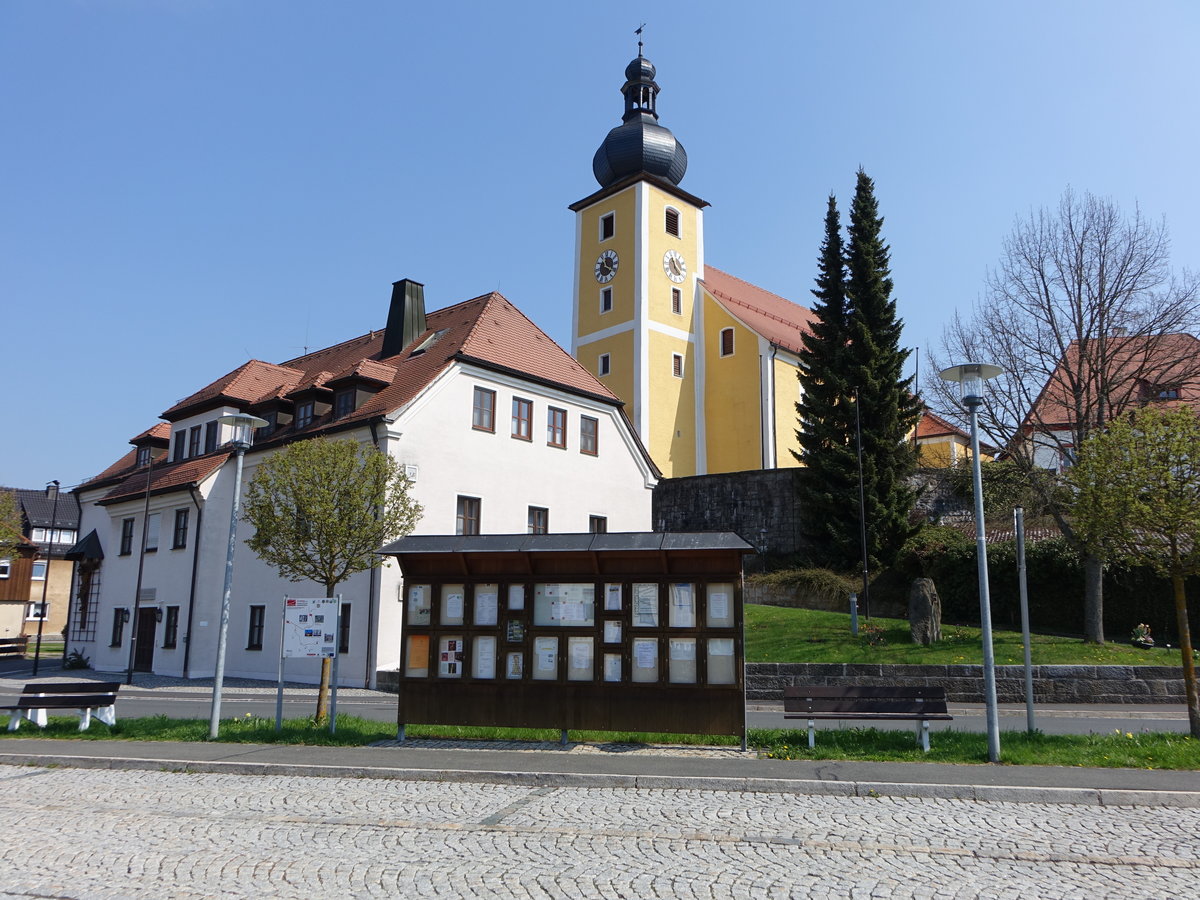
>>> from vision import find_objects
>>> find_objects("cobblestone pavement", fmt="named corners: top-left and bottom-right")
top-left (1, 765), bottom-right (1197, 899)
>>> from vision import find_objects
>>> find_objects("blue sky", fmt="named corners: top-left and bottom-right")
top-left (3, 1), bottom-right (1198, 489)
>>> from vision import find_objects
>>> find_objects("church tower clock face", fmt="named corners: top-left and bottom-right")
top-left (595, 249), bottom-right (619, 283)
top-left (663, 249), bottom-right (687, 283)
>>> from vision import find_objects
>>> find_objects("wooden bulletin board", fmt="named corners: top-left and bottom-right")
top-left (380, 533), bottom-right (752, 738)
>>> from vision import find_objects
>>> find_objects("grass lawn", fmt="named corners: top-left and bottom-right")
top-left (744, 604), bottom-right (1186, 666)
top-left (1, 713), bottom-right (1195, 769)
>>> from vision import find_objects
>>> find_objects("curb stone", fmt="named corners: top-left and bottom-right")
top-left (1, 752), bottom-right (1197, 808)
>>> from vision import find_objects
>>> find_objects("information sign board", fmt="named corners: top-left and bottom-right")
top-left (282, 597), bottom-right (339, 658)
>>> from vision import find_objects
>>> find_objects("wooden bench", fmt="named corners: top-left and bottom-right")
top-left (783, 685), bottom-right (953, 752)
top-left (0, 637), bottom-right (28, 660)
top-left (2, 681), bottom-right (121, 732)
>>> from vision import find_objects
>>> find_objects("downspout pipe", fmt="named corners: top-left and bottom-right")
top-left (182, 485), bottom-right (204, 679)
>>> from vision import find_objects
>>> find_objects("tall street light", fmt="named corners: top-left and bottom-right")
top-left (208, 413), bottom-right (267, 740)
top-left (125, 448), bottom-right (165, 685)
top-left (31, 481), bottom-right (60, 677)
top-left (939, 362), bottom-right (1003, 763)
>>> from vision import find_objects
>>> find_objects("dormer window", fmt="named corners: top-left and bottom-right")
top-left (257, 411), bottom-right (277, 437)
top-left (296, 401), bottom-right (315, 429)
top-left (334, 389), bottom-right (356, 419)
top-left (136, 446), bottom-right (151, 467)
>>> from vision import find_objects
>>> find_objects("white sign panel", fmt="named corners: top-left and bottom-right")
top-left (283, 597), bottom-right (340, 658)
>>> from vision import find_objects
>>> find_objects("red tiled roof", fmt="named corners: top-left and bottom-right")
top-left (916, 409), bottom-right (969, 441)
top-left (162, 360), bottom-right (305, 420)
top-left (129, 422), bottom-right (172, 443)
top-left (96, 454), bottom-right (229, 506)
top-left (84, 291), bottom-right (622, 492)
top-left (699, 266), bottom-right (815, 355)
top-left (1025, 333), bottom-right (1200, 429)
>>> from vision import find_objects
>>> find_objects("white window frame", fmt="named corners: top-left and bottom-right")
top-left (599, 211), bottom-right (616, 242)
top-left (664, 206), bottom-right (681, 237)
top-left (0, 558), bottom-right (10, 579)
top-left (720, 327), bottom-right (735, 357)
top-left (598, 353), bottom-right (611, 377)
top-left (145, 512), bottom-right (161, 552)
top-left (671, 288), bottom-right (682, 316)
top-left (599, 286), bottom-right (613, 314)
top-left (31, 560), bottom-right (47, 581)
top-left (26, 601), bottom-right (47, 621)
top-left (672, 353), bottom-right (684, 378)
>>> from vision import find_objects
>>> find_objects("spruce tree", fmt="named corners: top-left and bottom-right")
top-left (794, 195), bottom-right (861, 567)
top-left (843, 168), bottom-right (922, 570)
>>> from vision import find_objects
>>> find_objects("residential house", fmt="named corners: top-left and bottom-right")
top-left (1022, 332), bottom-right (1200, 471)
top-left (0, 484), bottom-right (80, 639)
top-left (70, 281), bottom-right (658, 687)
top-left (914, 409), bottom-right (995, 468)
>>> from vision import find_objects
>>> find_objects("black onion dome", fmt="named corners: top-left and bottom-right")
top-left (592, 53), bottom-right (687, 189)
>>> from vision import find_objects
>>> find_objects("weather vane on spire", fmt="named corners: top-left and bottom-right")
top-left (635, 23), bottom-right (645, 56)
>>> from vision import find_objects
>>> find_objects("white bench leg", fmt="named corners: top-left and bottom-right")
top-left (30, 708), bottom-right (47, 729)
top-left (77, 708), bottom-right (92, 731)
top-left (917, 720), bottom-right (930, 752)
top-left (95, 705), bottom-right (116, 727)
top-left (808, 719), bottom-right (816, 749)
top-left (7, 712), bottom-right (20, 732)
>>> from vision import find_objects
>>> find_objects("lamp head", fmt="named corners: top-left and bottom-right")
top-left (938, 362), bottom-right (1002, 407)
top-left (218, 413), bottom-right (269, 450)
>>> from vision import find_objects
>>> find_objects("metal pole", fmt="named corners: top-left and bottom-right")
top-left (329, 596), bottom-right (341, 735)
top-left (208, 445), bottom-right (246, 739)
top-left (854, 388), bottom-right (870, 619)
top-left (31, 482), bottom-right (59, 676)
top-left (276, 597), bottom-right (286, 732)
top-left (968, 399), bottom-right (1001, 762)
top-left (125, 456), bottom-right (156, 685)
top-left (1015, 506), bottom-right (1036, 733)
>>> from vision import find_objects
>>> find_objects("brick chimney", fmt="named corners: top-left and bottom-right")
top-left (380, 279), bottom-right (427, 359)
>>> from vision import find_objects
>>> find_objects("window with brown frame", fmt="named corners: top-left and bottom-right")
top-left (527, 506), bottom-right (549, 534)
top-left (511, 397), bottom-right (532, 441)
top-left (720, 327), bottom-right (735, 357)
top-left (547, 407), bottom-right (567, 448)
top-left (671, 288), bottom-right (682, 315)
top-left (472, 387), bottom-right (496, 432)
top-left (580, 416), bottom-right (598, 456)
top-left (456, 496), bottom-right (481, 535)
top-left (672, 354), bottom-right (684, 378)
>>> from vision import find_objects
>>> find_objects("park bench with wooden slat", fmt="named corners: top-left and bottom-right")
top-left (0, 637), bottom-right (28, 660)
top-left (2, 681), bottom-right (121, 732)
top-left (783, 685), bottom-right (953, 752)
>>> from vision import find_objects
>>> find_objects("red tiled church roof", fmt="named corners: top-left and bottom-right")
top-left (699, 266), bottom-right (815, 355)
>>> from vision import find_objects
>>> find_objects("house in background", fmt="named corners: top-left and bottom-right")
top-left (0, 484), bottom-right (80, 639)
top-left (70, 281), bottom-right (658, 688)
top-left (571, 51), bottom-right (816, 477)
top-left (1021, 331), bottom-right (1200, 472)
top-left (914, 409), bottom-right (995, 468)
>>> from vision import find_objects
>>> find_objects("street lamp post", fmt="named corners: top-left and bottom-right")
top-left (939, 362), bottom-right (1003, 763)
top-left (208, 413), bottom-right (267, 740)
top-left (854, 388), bottom-right (870, 619)
top-left (125, 449), bottom-right (164, 685)
top-left (31, 481), bottom-right (60, 677)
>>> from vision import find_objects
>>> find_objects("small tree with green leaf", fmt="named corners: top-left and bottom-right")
top-left (243, 437), bottom-right (423, 721)
top-left (0, 492), bottom-right (23, 560)
top-left (1069, 407), bottom-right (1200, 737)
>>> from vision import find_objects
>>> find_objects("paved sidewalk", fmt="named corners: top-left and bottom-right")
top-left (2, 661), bottom-right (1197, 807)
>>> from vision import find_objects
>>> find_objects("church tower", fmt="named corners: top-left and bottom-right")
top-left (570, 50), bottom-right (709, 478)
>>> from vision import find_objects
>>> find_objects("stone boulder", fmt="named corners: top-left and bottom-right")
top-left (908, 578), bottom-right (942, 646)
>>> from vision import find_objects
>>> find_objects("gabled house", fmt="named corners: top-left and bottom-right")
top-left (0, 484), bottom-right (80, 639)
top-left (914, 409), bottom-right (995, 468)
top-left (71, 281), bottom-right (658, 687)
top-left (1021, 332), bottom-right (1200, 471)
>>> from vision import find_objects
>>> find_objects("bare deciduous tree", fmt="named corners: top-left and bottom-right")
top-left (928, 188), bottom-right (1200, 643)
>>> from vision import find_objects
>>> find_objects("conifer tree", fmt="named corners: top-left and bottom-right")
top-left (794, 195), bottom-right (861, 567)
top-left (842, 168), bottom-right (922, 569)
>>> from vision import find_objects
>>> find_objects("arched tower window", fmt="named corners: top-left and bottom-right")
top-left (665, 207), bottom-right (680, 237)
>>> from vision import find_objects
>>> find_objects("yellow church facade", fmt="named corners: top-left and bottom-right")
top-left (571, 51), bottom-right (814, 478)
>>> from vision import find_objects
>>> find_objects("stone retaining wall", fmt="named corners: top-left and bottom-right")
top-left (379, 665), bottom-right (1186, 704)
top-left (746, 663), bottom-right (1186, 704)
